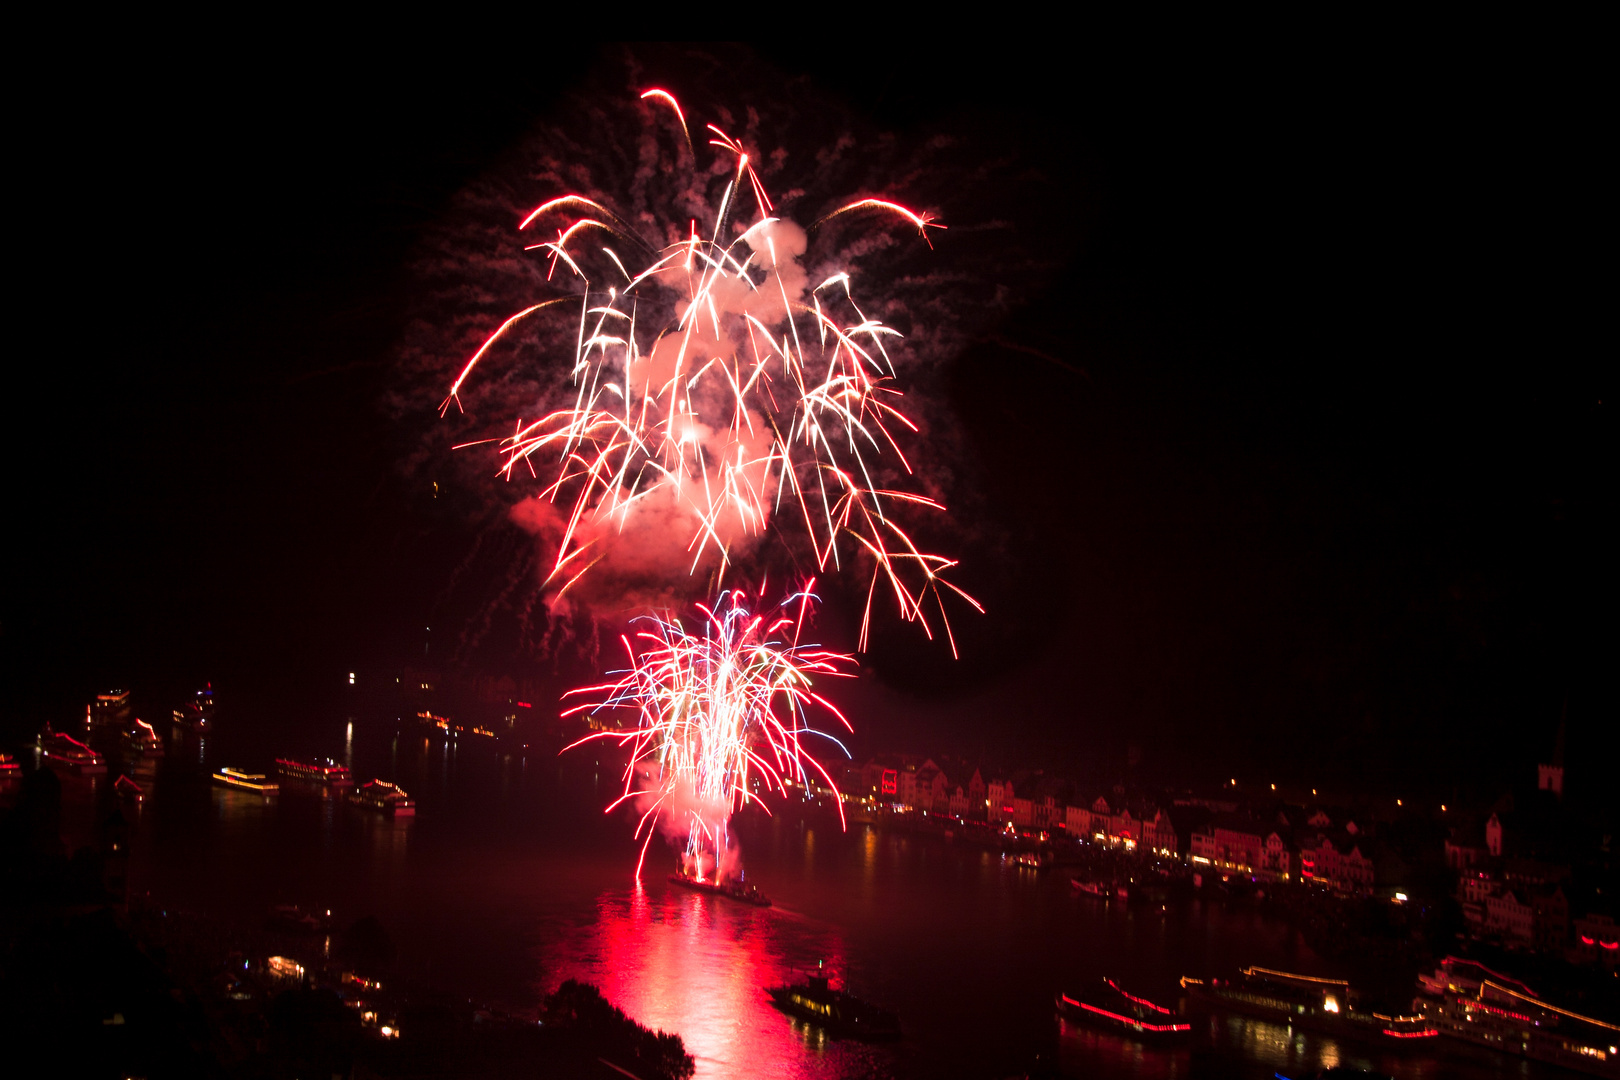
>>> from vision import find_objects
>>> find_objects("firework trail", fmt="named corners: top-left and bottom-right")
top-left (442, 90), bottom-right (980, 655)
top-left (563, 584), bottom-right (853, 880)
top-left (432, 82), bottom-right (990, 879)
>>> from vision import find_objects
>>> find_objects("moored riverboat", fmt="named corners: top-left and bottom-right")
top-left (1071, 877), bottom-right (1114, 899)
top-left (115, 774), bottom-right (145, 803)
top-left (1182, 966), bottom-right (1435, 1049)
top-left (348, 779), bottom-right (414, 816)
top-left (122, 719), bottom-right (165, 759)
top-left (214, 767), bottom-right (279, 794)
top-left (39, 726), bottom-right (107, 775)
top-left (1414, 956), bottom-right (1620, 1076)
top-left (172, 684), bottom-right (215, 733)
top-left (1056, 978), bottom-right (1190, 1041)
top-left (266, 904), bottom-right (332, 935)
top-left (767, 968), bottom-right (900, 1040)
top-left (276, 757), bottom-right (352, 786)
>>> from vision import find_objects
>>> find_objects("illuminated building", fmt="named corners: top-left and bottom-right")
top-left (946, 766), bottom-right (987, 820)
top-left (1189, 815), bottom-right (1294, 881)
top-left (1296, 832), bottom-right (1373, 895)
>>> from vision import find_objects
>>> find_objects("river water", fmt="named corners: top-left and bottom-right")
top-left (52, 710), bottom-right (1563, 1080)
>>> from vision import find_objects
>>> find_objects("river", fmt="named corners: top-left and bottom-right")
top-left (50, 707), bottom-right (1565, 1079)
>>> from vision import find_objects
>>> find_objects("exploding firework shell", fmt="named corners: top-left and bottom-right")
top-left (443, 94), bottom-right (978, 653)
top-left (564, 586), bottom-right (852, 879)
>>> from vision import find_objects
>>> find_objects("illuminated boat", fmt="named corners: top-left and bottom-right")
top-left (347, 779), bottom-right (414, 816)
top-left (265, 904), bottom-right (332, 935)
top-left (1071, 877), bottom-right (1114, 899)
top-left (667, 870), bottom-right (771, 907)
top-left (0, 753), bottom-right (20, 778)
top-left (213, 767), bottom-right (279, 794)
top-left (767, 968), bottom-right (901, 1040)
top-left (172, 685), bottom-right (215, 733)
top-left (121, 719), bottom-right (165, 758)
top-left (276, 757), bottom-right (352, 786)
top-left (38, 726), bottom-right (108, 775)
top-left (1414, 956), bottom-right (1620, 1075)
top-left (1182, 967), bottom-right (1434, 1047)
top-left (1055, 978), bottom-right (1190, 1042)
top-left (115, 775), bottom-right (145, 803)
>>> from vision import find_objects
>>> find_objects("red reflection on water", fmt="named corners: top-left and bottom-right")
top-left (545, 882), bottom-right (862, 1079)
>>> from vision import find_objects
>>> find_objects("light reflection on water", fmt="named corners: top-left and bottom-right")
top-left (65, 717), bottom-right (1578, 1080)
top-left (535, 882), bottom-right (880, 1080)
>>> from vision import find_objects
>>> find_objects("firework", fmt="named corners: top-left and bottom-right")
top-left (443, 90), bottom-right (979, 653)
top-left (564, 584), bottom-right (853, 880)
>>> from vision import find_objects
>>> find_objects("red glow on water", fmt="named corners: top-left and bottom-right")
top-left (546, 884), bottom-right (860, 1077)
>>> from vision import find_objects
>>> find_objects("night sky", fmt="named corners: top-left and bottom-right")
top-left (7, 42), bottom-right (1608, 808)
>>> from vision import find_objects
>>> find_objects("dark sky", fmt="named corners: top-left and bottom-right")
top-left (7, 42), bottom-right (1608, 806)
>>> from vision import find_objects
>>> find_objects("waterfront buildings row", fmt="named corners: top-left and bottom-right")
top-left (838, 750), bottom-right (1616, 968)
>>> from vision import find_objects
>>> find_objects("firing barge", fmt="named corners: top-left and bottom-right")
top-left (1056, 978), bottom-right (1190, 1042)
top-left (667, 870), bottom-right (770, 907)
top-left (767, 968), bottom-right (901, 1040)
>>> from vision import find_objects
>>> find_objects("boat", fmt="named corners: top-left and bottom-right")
top-left (1182, 967), bottom-right (1434, 1048)
top-left (90, 689), bottom-right (133, 731)
top-left (0, 753), bottom-right (21, 779)
top-left (1071, 877), bottom-right (1114, 898)
top-left (347, 779), bottom-right (414, 816)
top-left (172, 685), bottom-right (215, 733)
top-left (276, 757), bottom-right (352, 786)
top-left (1056, 978), bottom-right (1191, 1041)
top-left (115, 775), bottom-right (145, 803)
top-left (1414, 956), bottom-right (1620, 1076)
top-left (667, 869), bottom-right (771, 907)
top-left (213, 767), bottom-right (279, 794)
top-left (121, 719), bottom-right (165, 759)
top-left (265, 904), bottom-right (332, 935)
top-left (38, 726), bottom-right (107, 775)
top-left (767, 968), bottom-right (901, 1040)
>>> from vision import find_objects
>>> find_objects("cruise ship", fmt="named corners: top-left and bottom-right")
top-left (276, 757), bottom-right (352, 786)
top-left (1056, 978), bottom-right (1191, 1042)
top-left (38, 726), bottom-right (108, 776)
top-left (1415, 956), bottom-right (1619, 1076)
top-left (172, 684), bottom-right (215, 733)
top-left (1182, 966), bottom-right (1434, 1047)
top-left (213, 767), bottom-right (279, 794)
top-left (348, 779), bottom-right (414, 816)
top-left (122, 719), bottom-right (165, 759)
